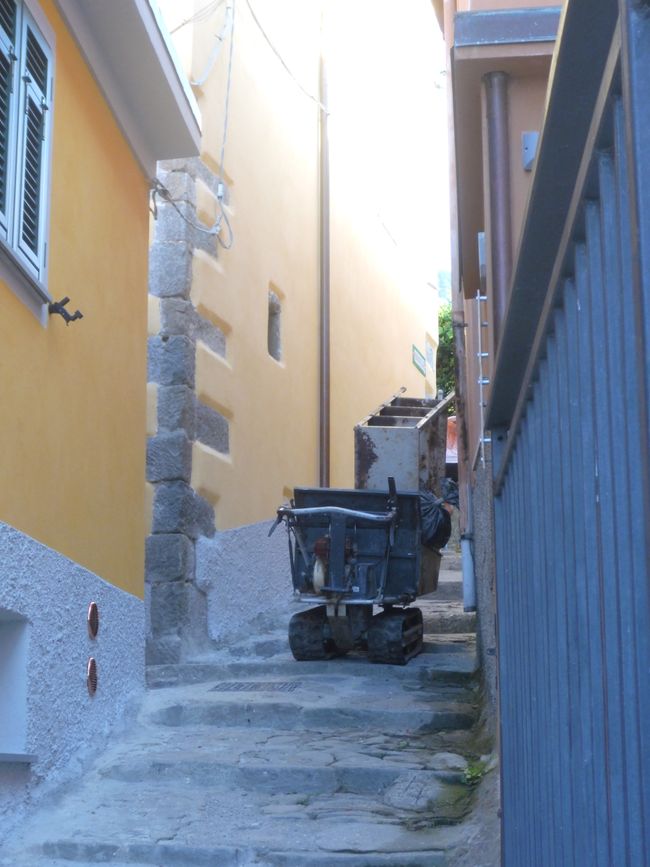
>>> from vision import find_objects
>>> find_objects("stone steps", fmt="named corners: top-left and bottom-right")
top-left (36, 840), bottom-right (455, 867)
top-left (147, 648), bottom-right (478, 688)
top-left (3, 568), bottom-right (481, 867)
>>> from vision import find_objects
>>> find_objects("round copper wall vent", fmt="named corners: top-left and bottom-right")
top-left (87, 657), bottom-right (98, 696)
top-left (87, 602), bottom-right (99, 640)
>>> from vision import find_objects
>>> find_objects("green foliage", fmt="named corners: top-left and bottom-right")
top-left (462, 760), bottom-right (487, 787)
top-left (436, 302), bottom-right (456, 397)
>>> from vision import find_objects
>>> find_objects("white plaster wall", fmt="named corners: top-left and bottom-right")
top-left (0, 523), bottom-right (144, 842)
top-left (195, 520), bottom-right (294, 646)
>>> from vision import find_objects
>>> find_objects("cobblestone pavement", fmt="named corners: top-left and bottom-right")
top-left (3, 562), bottom-right (500, 866)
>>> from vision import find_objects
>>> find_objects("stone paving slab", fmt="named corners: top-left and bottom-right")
top-left (5, 775), bottom-right (468, 863)
top-left (29, 842), bottom-right (453, 867)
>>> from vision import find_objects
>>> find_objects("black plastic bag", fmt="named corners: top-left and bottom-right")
top-left (420, 492), bottom-right (452, 550)
top-left (420, 478), bottom-right (458, 550)
top-left (441, 477), bottom-right (459, 508)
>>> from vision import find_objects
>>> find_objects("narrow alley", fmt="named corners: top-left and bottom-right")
top-left (1, 558), bottom-right (498, 866)
top-left (3, 0), bottom-right (649, 863)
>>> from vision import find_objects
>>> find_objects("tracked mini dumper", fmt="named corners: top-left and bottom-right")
top-left (269, 477), bottom-right (442, 665)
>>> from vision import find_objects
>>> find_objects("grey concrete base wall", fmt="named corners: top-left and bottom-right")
top-left (195, 520), bottom-right (294, 649)
top-left (0, 523), bottom-right (144, 842)
top-left (471, 461), bottom-right (498, 738)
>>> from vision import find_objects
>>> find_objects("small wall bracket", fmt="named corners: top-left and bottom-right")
top-left (48, 296), bottom-right (83, 325)
top-left (522, 131), bottom-right (540, 172)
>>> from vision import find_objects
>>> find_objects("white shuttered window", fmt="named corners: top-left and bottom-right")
top-left (0, 0), bottom-right (52, 294)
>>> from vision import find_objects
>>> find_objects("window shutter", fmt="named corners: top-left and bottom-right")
top-left (0, 0), bottom-right (16, 233)
top-left (20, 91), bottom-right (43, 256)
top-left (0, 45), bottom-right (13, 225)
top-left (15, 11), bottom-right (50, 274)
top-left (0, 0), bottom-right (16, 43)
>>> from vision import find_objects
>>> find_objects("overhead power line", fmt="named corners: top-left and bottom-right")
top-left (244, 0), bottom-right (327, 113)
top-left (191, 1), bottom-right (234, 87)
top-left (170, 0), bottom-right (227, 34)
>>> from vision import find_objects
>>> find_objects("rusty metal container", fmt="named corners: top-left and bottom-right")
top-left (354, 392), bottom-right (454, 594)
top-left (354, 392), bottom-right (453, 494)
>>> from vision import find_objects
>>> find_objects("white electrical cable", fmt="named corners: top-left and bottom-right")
top-left (244, 0), bottom-right (328, 113)
top-left (191, 1), bottom-right (234, 88)
top-left (150, 178), bottom-right (220, 236)
top-left (150, 0), bottom-right (236, 247)
top-left (170, 0), bottom-right (227, 34)
top-left (214, 0), bottom-right (236, 249)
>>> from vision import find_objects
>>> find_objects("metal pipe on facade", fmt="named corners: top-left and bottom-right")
top-left (318, 50), bottom-right (331, 487)
top-left (461, 483), bottom-right (476, 612)
top-left (484, 71), bottom-right (513, 347)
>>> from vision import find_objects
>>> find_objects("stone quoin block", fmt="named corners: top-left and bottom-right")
top-left (159, 297), bottom-right (195, 337)
top-left (153, 481), bottom-right (216, 539)
top-left (153, 199), bottom-right (194, 246)
top-left (154, 198), bottom-right (218, 257)
top-left (146, 430), bottom-right (192, 483)
top-left (157, 385), bottom-right (196, 438)
top-left (145, 533), bottom-right (195, 584)
top-left (157, 168), bottom-right (196, 205)
top-left (195, 314), bottom-right (227, 357)
top-left (146, 633), bottom-right (182, 666)
top-left (157, 296), bottom-right (227, 358)
top-left (196, 402), bottom-right (230, 454)
top-left (148, 335), bottom-right (195, 388)
top-left (148, 241), bottom-right (192, 299)
top-left (148, 581), bottom-right (188, 635)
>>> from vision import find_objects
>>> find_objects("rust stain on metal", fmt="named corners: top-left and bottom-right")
top-left (354, 429), bottom-right (378, 489)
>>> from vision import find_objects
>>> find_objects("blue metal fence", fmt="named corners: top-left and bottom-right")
top-left (487, 1), bottom-right (650, 863)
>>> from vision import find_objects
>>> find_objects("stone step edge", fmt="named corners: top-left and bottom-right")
top-left (33, 839), bottom-right (452, 867)
top-left (146, 656), bottom-right (479, 689)
top-left (97, 758), bottom-right (467, 788)
top-left (145, 702), bottom-right (478, 730)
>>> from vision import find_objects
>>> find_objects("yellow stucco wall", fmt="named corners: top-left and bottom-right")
top-left (185, 0), bottom-right (321, 529)
top-left (330, 205), bottom-right (438, 487)
top-left (158, 0), bottom-right (439, 527)
top-left (0, 0), bottom-right (149, 596)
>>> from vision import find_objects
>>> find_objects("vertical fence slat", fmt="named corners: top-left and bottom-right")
top-left (612, 95), bottom-right (647, 867)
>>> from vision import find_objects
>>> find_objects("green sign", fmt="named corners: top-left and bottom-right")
top-left (412, 344), bottom-right (426, 376)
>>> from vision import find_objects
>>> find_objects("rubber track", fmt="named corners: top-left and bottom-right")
top-left (288, 606), bottom-right (341, 661)
top-left (367, 607), bottom-right (424, 665)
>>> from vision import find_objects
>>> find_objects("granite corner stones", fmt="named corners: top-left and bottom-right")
top-left (148, 241), bottom-right (192, 299)
top-left (157, 385), bottom-right (196, 438)
top-left (148, 581), bottom-right (188, 636)
top-left (147, 160), bottom-right (228, 665)
top-left (145, 534), bottom-right (195, 584)
top-left (157, 166), bottom-right (195, 204)
top-left (160, 297), bottom-right (227, 356)
top-left (145, 632), bottom-right (182, 666)
top-left (196, 401), bottom-right (229, 453)
top-left (153, 482), bottom-right (215, 540)
top-left (147, 430), bottom-right (192, 483)
top-left (148, 335), bottom-right (196, 388)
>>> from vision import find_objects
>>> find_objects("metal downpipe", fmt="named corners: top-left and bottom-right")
top-left (484, 71), bottom-right (513, 347)
top-left (319, 51), bottom-right (330, 487)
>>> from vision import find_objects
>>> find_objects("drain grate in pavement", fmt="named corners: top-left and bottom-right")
top-left (209, 681), bottom-right (302, 693)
